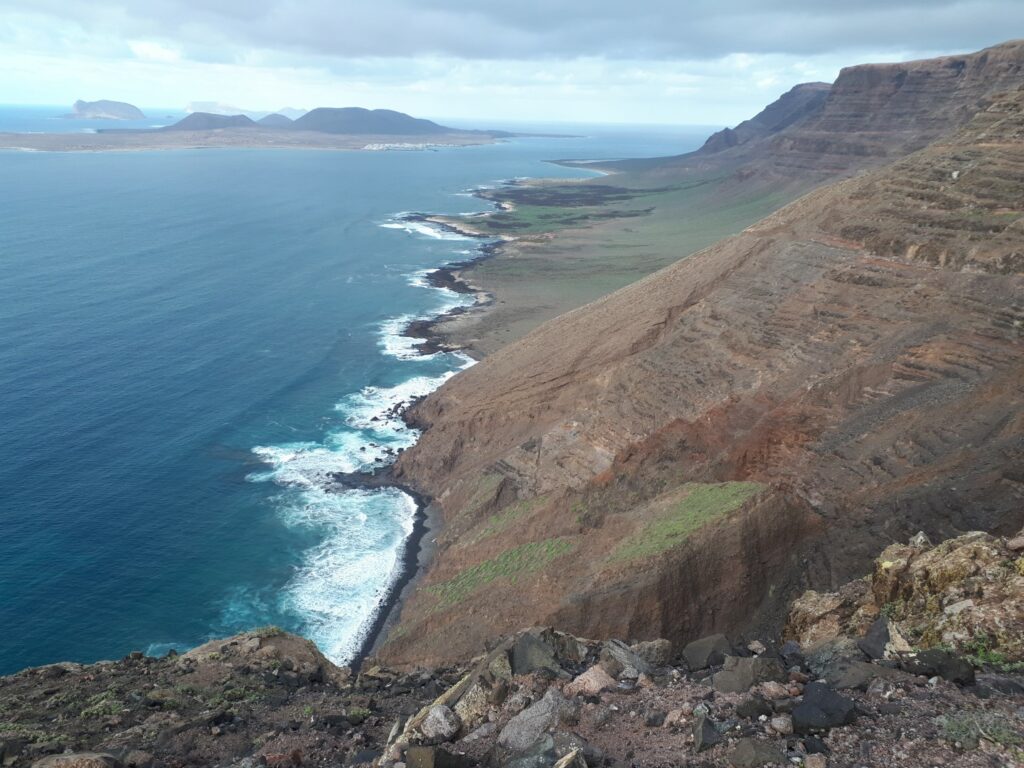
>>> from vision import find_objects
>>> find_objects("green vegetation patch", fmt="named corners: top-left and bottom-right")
top-left (962, 633), bottom-right (1024, 673)
top-left (612, 482), bottom-right (763, 562)
top-left (473, 205), bottom-right (654, 236)
top-left (427, 537), bottom-right (574, 609)
top-left (0, 722), bottom-right (64, 744)
top-left (80, 690), bottom-right (124, 718)
top-left (938, 711), bottom-right (1023, 749)
top-left (468, 497), bottom-right (544, 544)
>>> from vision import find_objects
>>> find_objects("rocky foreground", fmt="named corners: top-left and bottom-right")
top-left (2, 531), bottom-right (1021, 768)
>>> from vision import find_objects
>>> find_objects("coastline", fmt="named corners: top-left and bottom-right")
top-left (397, 211), bottom-right (512, 359)
top-left (332, 468), bottom-right (441, 670)
top-left (342, 204), bottom-right (511, 668)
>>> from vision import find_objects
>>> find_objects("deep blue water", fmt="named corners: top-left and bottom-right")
top-left (0, 114), bottom-right (708, 674)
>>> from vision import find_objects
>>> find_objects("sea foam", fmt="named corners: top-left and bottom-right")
top-left (243, 212), bottom-right (479, 665)
top-left (379, 215), bottom-right (473, 242)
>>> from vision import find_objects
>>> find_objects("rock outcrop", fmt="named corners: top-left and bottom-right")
top-left (382, 45), bottom-right (1024, 667)
top-left (624, 39), bottom-right (1024, 184)
top-left (699, 82), bottom-right (831, 154)
top-left (787, 529), bottom-right (1024, 664)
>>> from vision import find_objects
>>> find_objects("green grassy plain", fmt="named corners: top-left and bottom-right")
top-left (434, 170), bottom-right (800, 355)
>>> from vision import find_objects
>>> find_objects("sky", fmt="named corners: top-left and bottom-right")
top-left (1, 1), bottom-right (1021, 126)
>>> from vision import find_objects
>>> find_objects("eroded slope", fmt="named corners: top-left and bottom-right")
top-left (383, 88), bottom-right (1024, 667)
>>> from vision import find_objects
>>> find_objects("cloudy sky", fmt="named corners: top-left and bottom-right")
top-left (1, 1), bottom-right (1021, 125)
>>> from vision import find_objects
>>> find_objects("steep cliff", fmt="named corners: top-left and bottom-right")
top-left (381, 60), bottom-right (1024, 666)
top-left (698, 82), bottom-right (831, 154)
top-left (620, 39), bottom-right (1024, 183)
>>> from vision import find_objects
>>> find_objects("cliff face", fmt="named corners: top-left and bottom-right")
top-left (699, 82), bottom-right (831, 154)
top-left (762, 40), bottom-right (1024, 172)
top-left (381, 58), bottom-right (1024, 667)
top-left (624, 40), bottom-right (1024, 184)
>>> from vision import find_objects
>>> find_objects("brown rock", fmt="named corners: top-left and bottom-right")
top-left (565, 665), bottom-right (617, 697)
top-left (630, 638), bottom-right (673, 666)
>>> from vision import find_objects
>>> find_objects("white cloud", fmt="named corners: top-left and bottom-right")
top-left (0, 2), bottom-right (1016, 124)
top-left (129, 40), bottom-right (181, 62)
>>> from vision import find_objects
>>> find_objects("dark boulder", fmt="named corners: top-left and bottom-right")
top-left (511, 633), bottom-right (561, 677)
top-left (736, 696), bottom-right (773, 719)
top-left (792, 682), bottom-right (856, 733)
top-left (899, 649), bottom-right (975, 686)
top-left (779, 640), bottom-right (805, 670)
top-left (643, 708), bottom-right (666, 727)
top-left (802, 735), bottom-right (830, 754)
top-left (693, 713), bottom-right (722, 752)
top-left (713, 656), bottom-right (786, 693)
top-left (974, 673), bottom-right (1024, 696)
top-left (857, 618), bottom-right (890, 660)
top-left (600, 639), bottom-right (653, 678)
top-left (683, 634), bottom-right (733, 670)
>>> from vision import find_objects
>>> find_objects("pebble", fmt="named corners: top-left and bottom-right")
top-left (664, 708), bottom-right (686, 727)
top-left (770, 714), bottom-right (794, 735)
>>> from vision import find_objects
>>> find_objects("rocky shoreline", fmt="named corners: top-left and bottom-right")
top-left (329, 202), bottom-right (515, 668)
top-left (396, 204), bottom-right (513, 358)
top-left (329, 467), bottom-right (441, 672)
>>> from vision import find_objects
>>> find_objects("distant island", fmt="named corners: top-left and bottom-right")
top-left (1, 105), bottom-right (529, 152)
top-left (159, 107), bottom-right (502, 137)
top-left (66, 99), bottom-right (145, 120)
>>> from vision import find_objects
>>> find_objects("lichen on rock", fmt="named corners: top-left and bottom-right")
top-left (785, 530), bottom-right (1024, 665)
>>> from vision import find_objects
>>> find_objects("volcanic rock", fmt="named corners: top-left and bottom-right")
top-left (683, 634), bottom-right (734, 670)
top-left (727, 739), bottom-right (786, 768)
top-left (792, 683), bottom-right (857, 733)
top-left (498, 689), bottom-right (571, 752)
top-left (713, 656), bottom-right (786, 693)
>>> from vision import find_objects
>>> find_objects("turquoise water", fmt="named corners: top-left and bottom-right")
top-left (0, 118), bottom-right (707, 674)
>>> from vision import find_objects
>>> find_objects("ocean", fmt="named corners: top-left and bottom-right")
top-left (0, 108), bottom-right (709, 674)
